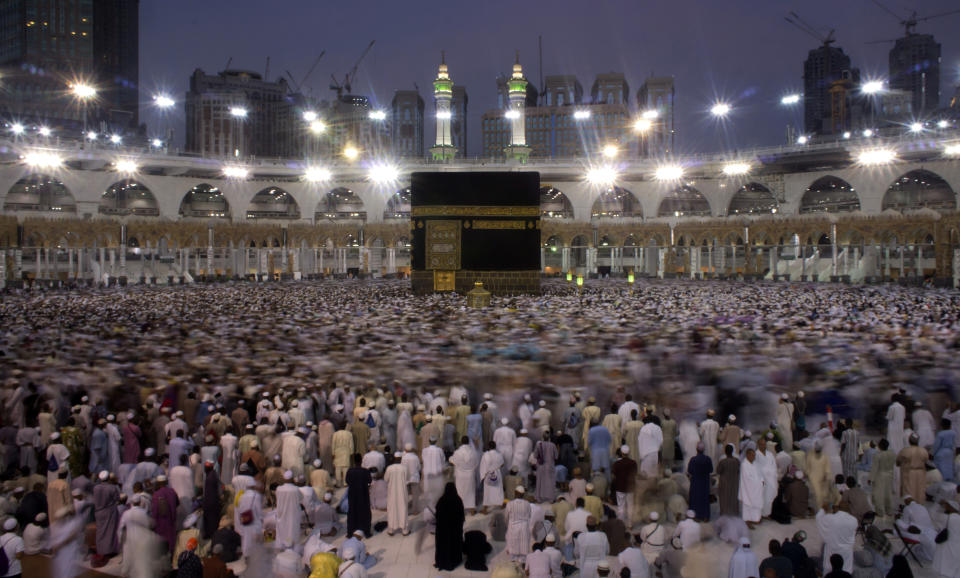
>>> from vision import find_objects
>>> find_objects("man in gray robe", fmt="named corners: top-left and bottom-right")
top-left (93, 470), bottom-right (120, 556)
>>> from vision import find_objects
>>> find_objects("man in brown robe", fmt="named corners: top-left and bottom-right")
top-left (716, 443), bottom-right (740, 516)
top-left (896, 433), bottom-right (929, 504)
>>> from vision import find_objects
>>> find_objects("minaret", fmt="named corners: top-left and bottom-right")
top-left (430, 52), bottom-right (457, 161)
top-left (504, 51), bottom-right (531, 163)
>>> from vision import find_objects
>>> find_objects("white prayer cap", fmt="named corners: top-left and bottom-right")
top-left (207, 405), bottom-right (215, 412)
top-left (728, 414), bottom-right (736, 422)
top-left (585, 483), bottom-right (595, 492)
top-left (98, 471), bottom-right (109, 481)
top-left (766, 433), bottom-right (774, 440)
top-left (34, 513), bottom-right (46, 523)
top-left (781, 393), bottom-right (789, 400)
top-left (262, 391), bottom-right (270, 397)
top-left (183, 512), bottom-right (199, 528)
top-left (501, 418), bottom-right (509, 425)
top-left (686, 510), bottom-right (695, 519)
top-left (156, 475), bottom-right (167, 483)
top-left (649, 512), bottom-right (659, 521)
top-left (484, 393), bottom-right (492, 400)
top-left (404, 443), bottom-right (414, 451)
top-left (519, 428), bottom-right (528, 435)
top-left (81, 396), bottom-right (89, 402)
top-left (250, 439), bottom-right (259, 448)
top-left (107, 414), bottom-right (115, 422)
top-left (306, 421), bottom-right (314, 427)
top-left (283, 470), bottom-right (294, 481)
top-left (515, 486), bottom-right (525, 494)
top-left (313, 459), bottom-right (322, 468)
top-left (523, 394), bottom-right (531, 401)
top-left (50, 432), bottom-right (60, 441)
top-left (352, 530), bottom-right (365, 538)
top-left (394, 452), bottom-right (403, 458)
top-left (127, 412), bottom-right (135, 420)
top-left (538, 400), bottom-right (546, 407)
top-left (794, 470), bottom-right (804, 480)
top-left (323, 493), bottom-right (333, 502)
top-left (740, 536), bottom-right (751, 547)
top-left (175, 410), bottom-right (184, 417)
top-left (797, 391), bottom-right (805, 398)
top-left (915, 401), bottom-right (923, 407)
top-left (545, 533), bottom-right (556, 543)
top-left (425, 415), bottom-right (433, 422)
top-left (620, 445), bottom-right (630, 455)
top-left (598, 560), bottom-right (610, 570)
top-left (903, 494), bottom-right (914, 502)
top-left (2, 518), bottom-right (15, 531)
top-left (144, 448), bottom-right (156, 457)
top-left (72, 489), bottom-right (83, 497)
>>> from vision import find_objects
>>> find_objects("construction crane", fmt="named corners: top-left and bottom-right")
top-left (869, 0), bottom-right (960, 37)
top-left (330, 40), bottom-right (375, 100)
top-left (784, 11), bottom-right (835, 46)
top-left (285, 51), bottom-right (326, 94)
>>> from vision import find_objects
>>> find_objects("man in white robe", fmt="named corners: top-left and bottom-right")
top-left (673, 510), bottom-right (701, 550)
top-left (280, 430), bottom-right (307, 478)
top-left (637, 419), bottom-right (663, 478)
top-left (479, 442), bottom-right (505, 512)
top-left (727, 537), bottom-right (760, 578)
top-left (815, 505), bottom-right (857, 573)
top-left (220, 432), bottom-right (238, 483)
top-left (739, 448), bottom-right (764, 526)
top-left (450, 437), bottom-right (480, 512)
top-left (105, 416), bottom-right (122, 474)
top-left (235, 485), bottom-right (264, 555)
top-left (574, 517), bottom-right (609, 578)
top-left (384, 453), bottom-right (409, 535)
top-left (913, 402), bottom-right (936, 449)
top-left (756, 438), bottom-right (779, 517)
top-left (887, 395), bottom-right (906, 455)
top-left (934, 500), bottom-right (960, 576)
top-left (639, 511), bottom-right (665, 564)
top-left (505, 486), bottom-right (532, 561)
top-left (512, 429), bottom-right (534, 479)
top-left (699, 411), bottom-right (720, 466)
top-left (400, 444), bottom-right (421, 512)
top-left (275, 471), bottom-right (302, 548)
top-left (421, 437), bottom-right (446, 506)
top-left (776, 394), bottom-right (794, 451)
top-left (896, 495), bottom-right (937, 560)
top-left (493, 418), bottom-right (516, 477)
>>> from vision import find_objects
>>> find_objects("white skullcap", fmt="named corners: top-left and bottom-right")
top-left (515, 486), bottom-right (525, 494)
top-left (155, 475), bottom-right (167, 483)
top-left (686, 509), bottom-right (695, 519)
top-left (740, 536), bottom-right (751, 547)
top-left (72, 489), bottom-right (83, 497)
top-left (794, 470), bottom-right (804, 480)
top-left (598, 560), bottom-right (610, 570)
top-left (34, 513), bottom-right (46, 523)
top-left (620, 445), bottom-right (630, 454)
top-left (107, 415), bottom-right (115, 422)
top-left (545, 533), bottom-right (556, 543)
top-left (98, 471), bottom-right (109, 481)
top-left (81, 396), bottom-right (89, 402)
top-left (649, 512), bottom-right (659, 521)
top-left (283, 470), bottom-right (293, 480)
top-left (313, 459), bottom-right (322, 468)
top-left (585, 483), bottom-right (595, 492)
top-left (501, 418), bottom-right (509, 425)
top-left (404, 443), bottom-right (414, 451)
top-left (484, 393), bottom-right (492, 400)
top-left (50, 432), bottom-right (60, 440)
top-left (538, 400), bottom-right (546, 407)
top-left (175, 410), bottom-right (183, 417)
top-left (352, 529), bottom-right (365, 538)
top-left (127, 412), bottom-right (135, 420)
top-left (144, 448), bottom-right (156, 457)
top-left (323, 492), bottom-right (333, 502)
top-left (524, 394), bottom-right (531, 401)
top-left (519, 428), bottom-right (528, 434)
top-left (728, 414), bottom-right (736, 422)
top-left (2, 518), bottom-right (15, 531)
top-left (394, 451), bottom-right (403, 458)
top-left (781, 393), bottom-right (789, 400)
top-left (183, 512), bottom-right (199, 528)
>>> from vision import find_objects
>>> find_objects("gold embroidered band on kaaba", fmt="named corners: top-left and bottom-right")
top-left (412, 206), bottom-right (540, 218)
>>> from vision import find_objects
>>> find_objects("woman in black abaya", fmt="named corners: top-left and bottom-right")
top-left (434, 481), bottom-right (465, 571)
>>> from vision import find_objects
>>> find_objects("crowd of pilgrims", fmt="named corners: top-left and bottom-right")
top-left (0, 280), bottom-right (958, 577)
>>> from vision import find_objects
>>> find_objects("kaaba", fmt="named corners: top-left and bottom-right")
top-left (410, 171), bottom-right (541, 295)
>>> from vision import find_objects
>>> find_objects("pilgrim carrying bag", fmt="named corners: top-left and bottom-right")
top-left (240, 508), bottom-right (254, 526)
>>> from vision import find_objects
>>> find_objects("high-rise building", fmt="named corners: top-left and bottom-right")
top-left (543, 75), bottom-right (582, 107)
top-left (803, 45), bottom-right (858, 136)
top-left (591, 73), bottom-right (629, 105)
top-left (483, 73), bottom-right (634, 159)
top-left (889, 34), bottom-right (940, 114)
top-left (451, 85), bottom-right (468, 157)
top-left (637, 76), bottom-right (675, 156)
top-left (0, 0), bottom-right (138, 131)
top-left (0, 0), bottom-right (95, 129)
top-left (392, 89), bottom-right (424, 158)
top-left (185, 69), bottom-right (293, 158)
top-left (93, 0), bottom-right (139, 127)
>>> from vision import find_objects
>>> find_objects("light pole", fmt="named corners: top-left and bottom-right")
top-left (71, 83), bottom-right (96, 144)
top-left (230, 106), bottom-right (248, 158)
top-left (780, 93), bottom-right (802, 144)
top-left (153, 94), bottom-right (175, 151)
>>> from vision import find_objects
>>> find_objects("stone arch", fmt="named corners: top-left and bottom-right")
top-left (658, 185), bottom-right (711, 217)
top-left (179, 183), bottom-right (231, 219)
top-left (318, 187), bottom-right (366, 222)
top-left (881, 169), bottom-right (957, 212)
top-left (100, 180), bottom-right (159, 217)
top-left (728, 183), bottom-right (778, 215)
top-left (541, 186), bottom-right (574, 219)
top-left (799, 176), bottom-right (860, 214)
top-left (383, 187), bottom-right (410, 220)
top-left (591, 187), bottom-right (642, 219)
top-left (246, 187), bottom-right (300, 220)
top-left (3, 174), bottom-right (77, 214)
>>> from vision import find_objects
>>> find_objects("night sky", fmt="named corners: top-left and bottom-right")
top-left (140, 0), bottom-right (960, 156)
